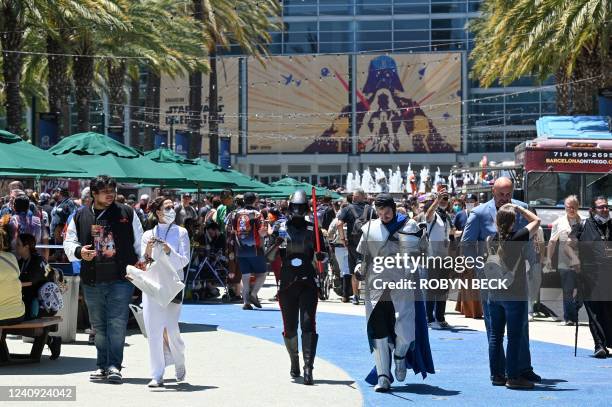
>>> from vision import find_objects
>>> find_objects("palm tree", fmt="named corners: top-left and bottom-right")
top-left (0, 0), bottom-right (125, 135)
top-left (470, 0), bottom-right (612, 114)
top-left (100, 0), bottom-right (208, 146)
top-left (0, 1), bottom-right (28, 134)
top-left (190, 0), bottom-right (281, 162)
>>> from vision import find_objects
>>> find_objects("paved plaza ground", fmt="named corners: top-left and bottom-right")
top-left (2, 276), bottom-right (610, 407)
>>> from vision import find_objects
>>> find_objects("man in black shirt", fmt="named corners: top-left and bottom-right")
top-left (64, 176), bottom-right (143, 384)
top-left (337, 188), bottom-right (377, 304)
top-left (567, 196), bottom-right (612, 358)
top-left (316, 194), bottom-right (336, 231)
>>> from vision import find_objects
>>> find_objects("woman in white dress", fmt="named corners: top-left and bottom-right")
top-left (141, 197), bottom-right (190, 387)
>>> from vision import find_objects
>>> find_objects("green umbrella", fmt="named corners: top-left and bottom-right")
top-left (143, 149), bottom-right (236, 188)
top-left (0, 130), bottom-right (84, 175)
top-left (270, 177), bottom-right (342, 199)
top-left (48, 132), bottom-right (186, 183)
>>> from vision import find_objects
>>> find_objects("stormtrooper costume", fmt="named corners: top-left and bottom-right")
top-left (357, 194), bottom-right (434, 392)
top-left (141, 215), bottom-right (190, 387)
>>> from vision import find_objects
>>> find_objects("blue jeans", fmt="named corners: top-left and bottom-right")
top-left (82, 280), bottom-right (134, 370)
top-left (487, 300), bottom-right (531, 379)
top-left (559, 269), bottom-right (582, 322)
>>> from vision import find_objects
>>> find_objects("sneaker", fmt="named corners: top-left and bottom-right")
top-left (90, 369), bottom-right (108, 381)
top-left (107, 366), bottom-right (122, 384)
top-left (594, 347), bottom-right (608, 359)
top-left (429, 322), bottom-right (441, 329)
top-left (242, 304), bottom-right (253, 310)
top-left (176, 365), bottom-right (186, 382)
top-left (352, 296), bottom-right (360, 305)
top-left (506, 377), bottom-right (534, 390)
top-left (491, 375), bottom-right (506, 386)
top-left (528, 314), bottom-right (535, 322)
top-left (148, 379), bottom-right (163, 388)
top-left (438, 321), bottom-right (451, 329)
top-left (521, 370), bottom-right (542, 383)
top-left (249, 295), bottom-right (262, 308)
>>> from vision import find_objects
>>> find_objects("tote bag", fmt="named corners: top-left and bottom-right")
top-left (127, 245), bottom-right (185, 307)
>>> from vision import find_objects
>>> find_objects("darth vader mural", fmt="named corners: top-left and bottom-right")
top-left (304, 54), bottom-right (460, 153)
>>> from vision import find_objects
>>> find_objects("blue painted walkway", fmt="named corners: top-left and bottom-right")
top-left (181, 303), bottom-right (612, 407)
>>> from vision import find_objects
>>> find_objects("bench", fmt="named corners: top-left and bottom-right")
top-left (0, 316), bottom-right (62, 365)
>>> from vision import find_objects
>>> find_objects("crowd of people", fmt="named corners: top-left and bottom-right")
top-left (0, 174), bottom-right (610, 392)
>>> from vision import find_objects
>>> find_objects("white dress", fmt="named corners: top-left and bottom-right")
top-left (141, 223), bottom-right (190, 381)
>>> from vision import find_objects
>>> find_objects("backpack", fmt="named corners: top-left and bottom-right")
top-left (53, 199), bottom-right (75, 227)
top-left (234, 209), bottom-right (260, 247)
top-left (38, 282), bottom-right (64, 313)
top-left (316, 204), bottom-right (328, 227)
top-left (483, 236), bottom-right (520, 288)
top-left (349, 204), bottom-right (371, 239)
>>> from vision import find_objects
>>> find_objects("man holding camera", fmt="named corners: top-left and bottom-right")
top-left (419, 190), bottom-right (454, 329)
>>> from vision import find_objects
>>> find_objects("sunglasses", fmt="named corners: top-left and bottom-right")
top-left (594, 205), bottom-right (610, 210)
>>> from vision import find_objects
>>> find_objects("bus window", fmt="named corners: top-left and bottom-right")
top-left (527, 172), bottom-right (582, 207)
top-left (585, 174), bottom-right (612, 206)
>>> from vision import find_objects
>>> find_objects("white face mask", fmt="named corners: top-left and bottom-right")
top-left (466, 203), bottom-right (475, 212)
top-left (163, 208), bottom-right (176, 224)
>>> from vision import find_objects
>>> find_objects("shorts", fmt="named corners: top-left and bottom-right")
top-left (334, 246), bottom-right (350, 277)
top-left (238, 256), bottom-right (267, 275)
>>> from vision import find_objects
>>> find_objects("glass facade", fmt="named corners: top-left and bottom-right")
top-left (217, 0), bottom-right (555, 154)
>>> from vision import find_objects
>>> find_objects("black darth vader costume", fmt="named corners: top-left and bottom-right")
top-left (269, 189), bottom-right (327, 385)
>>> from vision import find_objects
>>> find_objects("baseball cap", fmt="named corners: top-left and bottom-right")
top-left (140, 194), bottom-right (150, 201)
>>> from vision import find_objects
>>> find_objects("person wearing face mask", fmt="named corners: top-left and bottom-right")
top-left (421, 190), bottom-right (454, 329)
top-left (357, 194), bottom-right (434, 392)
top-left (566, 196), bottom-right (612, 358)
top-left (140, 197), bottom-right (190, 387)
top-left (268, 190), bottom-right (327, 385)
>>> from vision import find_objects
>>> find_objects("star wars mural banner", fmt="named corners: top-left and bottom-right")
top-left (247, 53), bottom-right (462, 154)
top-left (247, 54), bottom-right (350, 153)
top-left (158, 58), bottom-right (239, 154)
top-left (356, 53), bottom-right (461, 153)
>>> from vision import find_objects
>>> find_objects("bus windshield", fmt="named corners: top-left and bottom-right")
top-left (585, 173), bottom-right (612, 206)
top-left (527, 172), bottom-right (612, 207)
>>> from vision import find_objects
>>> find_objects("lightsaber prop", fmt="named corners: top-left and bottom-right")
top-left (311, 187), bottom-right (324, 276)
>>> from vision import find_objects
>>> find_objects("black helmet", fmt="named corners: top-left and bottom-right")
top-left (289, 189), bottom-right (308, 218)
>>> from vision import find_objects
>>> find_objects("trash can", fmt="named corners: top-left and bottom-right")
top-left (51, 264), bottom-right (80, 343)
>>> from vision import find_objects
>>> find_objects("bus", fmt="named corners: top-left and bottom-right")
top-left (515, 116), bottom-right (612, 229)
